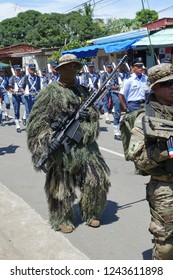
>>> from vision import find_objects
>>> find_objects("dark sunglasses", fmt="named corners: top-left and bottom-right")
top-left (158, 80), bottom-right (173, 88)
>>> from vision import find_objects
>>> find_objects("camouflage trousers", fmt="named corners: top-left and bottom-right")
top-left (146, 178), bottom-right (173, 260)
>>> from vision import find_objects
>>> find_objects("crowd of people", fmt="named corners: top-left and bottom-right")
top-left (1, 53), bottom-right (173, 259)
top-left (0, 56), bottom-right (150, 138)
top-left (0, 61), bottom-right (59, 131)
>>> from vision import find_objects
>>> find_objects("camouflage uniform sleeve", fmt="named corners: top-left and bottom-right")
top-left (77, 84), bottom-right (100, 144)
top-left (26, 83), bottom-right (63, 170)
top-left (128, 113), bottom-right (169, 171)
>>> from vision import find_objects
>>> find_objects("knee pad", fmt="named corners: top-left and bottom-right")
top-left (153, 243), bottom-right (173, 260)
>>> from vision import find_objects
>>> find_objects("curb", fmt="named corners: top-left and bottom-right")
top-left (0, 182), bottom-right (88, 260)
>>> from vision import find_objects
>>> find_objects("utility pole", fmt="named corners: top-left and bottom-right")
top-left (141, 0), bottom-right (155, 66)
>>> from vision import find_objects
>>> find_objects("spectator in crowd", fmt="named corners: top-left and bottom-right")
top-left (80, 61), bottom-right (100, 94)
top-left (8, 64), bottom-right (27, 132)
top-left (48, 61), bottom-right (60, 83)
top-left (100, 63), bottom-right (119, 125)
top-left (39, 67), bottom-right (49, 89)
top-left (119, 57), bottom-right (148, 113)
top-left (0, 66), bottom-right (10, 122)
top-left (20, 64), bottom-right (41, 125)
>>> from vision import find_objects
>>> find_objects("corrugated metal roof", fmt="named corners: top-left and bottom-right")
top-left (133, 28), bottom-right (173, 46)
top-left (92, 28), bottom-right (148, 45)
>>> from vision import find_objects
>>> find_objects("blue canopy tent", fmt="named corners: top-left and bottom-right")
top-left (62, 39), bottom-right (140, 58)
top-left (62, 44), bottom-right (106, 58)
top-left (62, 28), bottom-right (148, 58)
top-left (103, 38), bottom-right (140, 53)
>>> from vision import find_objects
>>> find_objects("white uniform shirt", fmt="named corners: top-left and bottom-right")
top-left (119, 73), bottom-right (148, 102)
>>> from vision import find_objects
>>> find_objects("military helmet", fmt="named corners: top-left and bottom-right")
top-left (148, 63), bottom-right (173, 88)
top-left (56, 54), bottom-right (82, 70)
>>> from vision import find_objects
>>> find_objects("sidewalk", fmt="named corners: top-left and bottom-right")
top-left (0, 182), bottom-right (88, 260)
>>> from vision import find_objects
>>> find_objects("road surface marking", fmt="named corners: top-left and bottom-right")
top-left (100, 147), bottom-right (125, 158)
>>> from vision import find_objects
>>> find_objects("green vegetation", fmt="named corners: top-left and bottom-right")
top-left (0, 5), bottom-right (158, 57)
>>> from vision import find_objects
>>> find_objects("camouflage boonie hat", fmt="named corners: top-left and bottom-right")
top-left (56, 54), bottom-right (83, 70)
top-left (148, 63), bottom-right (173, 88)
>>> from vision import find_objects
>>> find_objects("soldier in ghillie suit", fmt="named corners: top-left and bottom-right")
top-left (121, 63), bottom-right (173, 259)
top-left (27, 54), bottom-right (110, 233)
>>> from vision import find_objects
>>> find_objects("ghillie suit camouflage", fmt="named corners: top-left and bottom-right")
top-left (27, 79), bottom-right (110, 233)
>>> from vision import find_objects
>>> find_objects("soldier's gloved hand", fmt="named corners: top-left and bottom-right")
top-left (167, 136), bottom-right (173, 159)
top-left (79, 108), bottom-right (89, 121)
top-left (125, 108), bottom-right (130, 114)
top-left (49, 138), bottom-right (60, 152)
top-left (51, 117), bottom-right (63, 131)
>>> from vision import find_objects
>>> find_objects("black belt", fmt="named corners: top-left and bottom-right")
top-left (128, 99), bottom-right (145, 104)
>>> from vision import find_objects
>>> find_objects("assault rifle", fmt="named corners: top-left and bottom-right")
top-left (36, 55), bottom-right (127, 172)
top-left (142, 116), bottom-right (173, 140)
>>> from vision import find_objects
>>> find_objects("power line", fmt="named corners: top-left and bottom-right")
top-left (157, 5), bottom-right (173, 14)
top-left (0, 0), bottom-right (26, 20)
top-left (65, 0), bottom-right (104, 13)
top-left (94, 0), bottom-right (121, 12)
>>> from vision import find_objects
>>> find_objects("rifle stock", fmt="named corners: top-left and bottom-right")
top-left (36, 55), bottom-right (127, 172)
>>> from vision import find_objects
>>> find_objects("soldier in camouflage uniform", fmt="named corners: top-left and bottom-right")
top-left (26, 54), bottom-right (110, 234)
top-left (121, 63), bottom-right (173, 259)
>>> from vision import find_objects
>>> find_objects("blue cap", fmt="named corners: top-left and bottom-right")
top-left (87, 62), bottom-right (94, 67)
top-left (13, 64), bottom-right (21, 70)
top-left (0, 66), bottom-right (5, 71)
top-left (160, 58), bottom-right (171, 63)
top-left (130, 57), bottom-right (143, 66)
top-left (40, 67), bottom-right (46, 72)
top-left (28, 64), bottom-right (36, 69)
top-left (49, 61), bottom-right (58, 67)
top-left (105, 62), bottom-right (112, 67)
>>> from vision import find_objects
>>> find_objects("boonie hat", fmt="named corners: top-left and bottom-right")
top-left (28, 64), bottom-right (36, 69)
top-left (148, 63), bottom-right (173, 89)
top-left (56, 54), bottom-right (82, 70)
top-left (130, 57), bottom-right (143, 66)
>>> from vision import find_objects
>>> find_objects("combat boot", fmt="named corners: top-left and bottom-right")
top-left (88, 219), bottom-right (100, 228)
top-left (59, 224), bottom-right (73, 233)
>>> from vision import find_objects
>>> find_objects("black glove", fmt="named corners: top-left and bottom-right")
top-left (49, 137), bottom-right (60, 153)
top-left (51, 117), bottom-right (63, 131)
top-left (167, 136), bottom-right (173, 159)
top-left (125, 108), bottom-right (130, 114)
top-left (79, 108), bottom-right (89, 121)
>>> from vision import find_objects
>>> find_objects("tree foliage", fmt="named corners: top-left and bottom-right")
top-left (135, 9), bottom-right (158, 25)
top-left (0, 6), bottom-right (158, 54)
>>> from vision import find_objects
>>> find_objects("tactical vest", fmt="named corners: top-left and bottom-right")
top-left (120, 94), bottom-right (173, 176)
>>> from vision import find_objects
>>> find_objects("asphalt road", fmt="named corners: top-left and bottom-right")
top-left (0, 106), bottom-right (152, 260)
